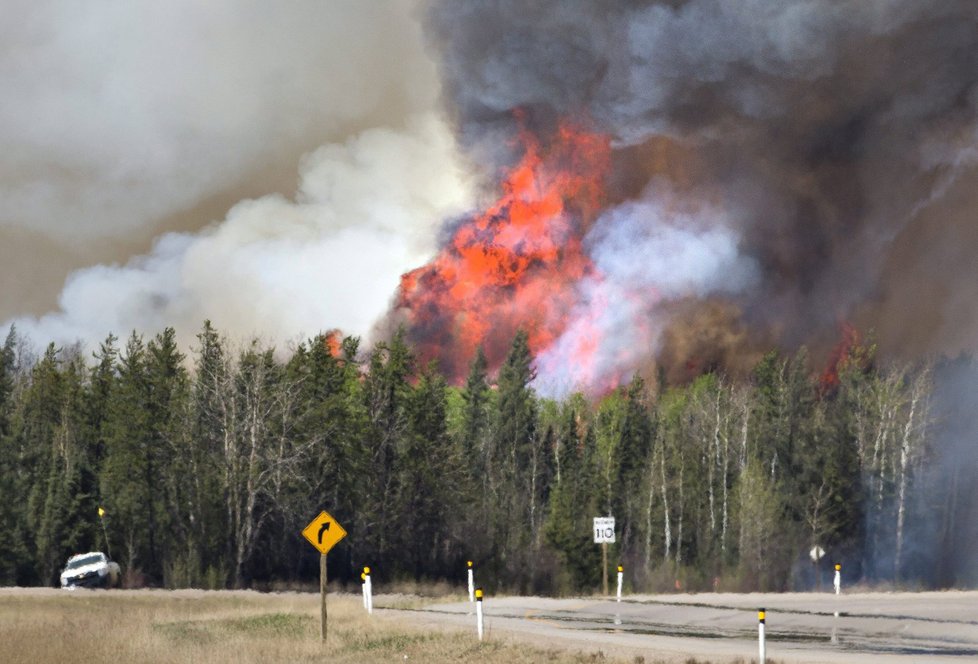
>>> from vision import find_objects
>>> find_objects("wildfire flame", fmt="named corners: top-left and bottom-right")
top-left (323, 329), bottom-right (342, 358)
top-left (820, 322), bottom-right (862, 393)
top-left (397, 120), bottom-right (611, 381)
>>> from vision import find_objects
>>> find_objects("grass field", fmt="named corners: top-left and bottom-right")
top-left (0, 588), bottom-right (721, 664)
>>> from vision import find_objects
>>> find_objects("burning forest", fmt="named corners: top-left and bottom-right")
top-left (2, 1), bottom-right (978, 592)
top-left (384, 0), bottom-right (978, 398)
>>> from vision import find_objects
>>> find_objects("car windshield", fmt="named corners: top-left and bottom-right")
top-left (66, 554), bottom-right (104, 570)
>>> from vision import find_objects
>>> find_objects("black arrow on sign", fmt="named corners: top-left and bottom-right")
top-left (318, 520), bottom-right (330, 544)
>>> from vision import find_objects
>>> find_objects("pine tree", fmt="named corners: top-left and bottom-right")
top-left (0, 326), bottom-right (16, 440)
top-left (145, 327), bottom-right (191, 585)
top-left (0, 327), bottom-right (24, 582)
top-left (35, 350), bottom-right (98, 583)
top-left (489, 330), bottom-right (539, 590)
top-left (360, 329), bottom-right (414, 572)
top-left (100, 332), bottom-right (161, 583)
top-left (398, 363), bottom-right (464, 577)
top-left (544, 396), bottom-right (601, 592)
top-left (615, 376), bottom-right (653, 571)
top-left (187, 321), bottom-right (231, 586)
top-left (461, 346), bottom-right (490, 461)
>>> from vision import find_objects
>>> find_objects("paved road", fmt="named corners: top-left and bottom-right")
top-left (390, 591), bottom-right (978, 663)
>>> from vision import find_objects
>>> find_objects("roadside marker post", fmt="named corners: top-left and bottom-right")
top-left (475, 587), bottom-right (484, 641)
top-left (616, 565), bottom-right (623, 602)
top-left (834, 563), bottom-right (841, 595)
top-left (361, 566), bottom-right (373, 614)
top-left (758, 608), bottom-right (766, 663)
top-left (467, 560), bottom-right (475, 603)
top-left (301, 511), bottom-right (348, 643)
top-left (97, 506), bottom-right (111, 559)
top-left (361, 570), bottom-right (367, 609)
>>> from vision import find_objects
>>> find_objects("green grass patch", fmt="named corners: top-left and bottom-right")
top-left (155, 611), bottom-right (312, 643)
top-left (338, 628), bottom-right (437, 652)
top-left (154, 619), bottom-right (221, 645)
top-left (222, 612), bottom-right (310, 636)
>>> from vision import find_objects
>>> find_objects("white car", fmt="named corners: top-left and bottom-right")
top-left (60, 552), bottom-right (121, 589)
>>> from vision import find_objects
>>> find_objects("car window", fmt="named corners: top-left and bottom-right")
top-left (66, 554), bottom-right (104, 569)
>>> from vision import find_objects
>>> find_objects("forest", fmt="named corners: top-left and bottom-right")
top-left (0, 322), bottom-right (974, 593)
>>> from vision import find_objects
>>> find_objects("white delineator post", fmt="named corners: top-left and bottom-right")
top-left (475, 587), bottom-right (484, 641)
top-left (834, 563), bottom-right (841, 595)
top-left (364, 566), bottom-right (373, 615)
top-left (616, 565), bottom-right (623, 602)
top-left (361, 570), bottom-right (368, 610)
top-left (758, 608), bottom-right (766, 663)
top-left (467, 560), bottom-right (475, 603)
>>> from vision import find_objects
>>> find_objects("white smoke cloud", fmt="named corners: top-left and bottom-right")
top-left (1, 0), bottom-right (437, 240)
top-left (535, 190), bottom-right (758, 397)
top-left (1, 0), bottom-right (442, 323)
top-left (8, 114), bottom-right (475, 349)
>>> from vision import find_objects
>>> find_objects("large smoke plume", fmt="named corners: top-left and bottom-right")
top-left (411, 0), bottom-right (978, 390)
top-left (2, 0), bottom-right (467, 344)
top-left (10, 1), bottom-right (978, 381)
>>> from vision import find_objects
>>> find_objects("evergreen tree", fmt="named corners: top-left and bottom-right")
top-left (615, 376), bottom-right (653, 558)
top-left (0, 327), bottom-right (25, 582)
top-left (145, 328), bottom-right (191, 585)
top-left (0, 326), bottom-right (16, 440)
top-left (360, 329), bottom-right (414, 574)
top-left (35, 350), bottom-right (98, 583)
top-left (489, 330), bottom-right (539, 590)
top-left (100, 332), bottom-right (163, 583)
top-left (545, 396), bottom-right (601, 592)
top-left (398, 363), bottom-right (464, 577)
top-left (461, 346), bottom-right (490, 461)
top-left (21, 345), bottom-right (67, 583)
top-left (187, 320), bottom-right (231, 586)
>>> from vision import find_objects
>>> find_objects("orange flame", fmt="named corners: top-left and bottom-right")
top-left (397, 120), bottom-right (611, 380)
top-left (323, 329), bottom-right (342, 358)
top-left (820, 322), bottom-right (861, 393)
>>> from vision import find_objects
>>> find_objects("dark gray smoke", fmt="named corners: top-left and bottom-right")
top-left (421, 0), bottom-right (978, 585)
top-left (425, 0), bottom-right (978, 380)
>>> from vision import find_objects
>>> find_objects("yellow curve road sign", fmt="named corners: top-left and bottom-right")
top-left (302, 510), bottom-right (347, 555)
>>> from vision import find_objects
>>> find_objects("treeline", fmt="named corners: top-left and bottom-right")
top-left (0, 323), bottom-right (974, 591)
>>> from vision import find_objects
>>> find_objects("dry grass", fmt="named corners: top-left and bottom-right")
top-left (0, 589), bottom-right (683, 664)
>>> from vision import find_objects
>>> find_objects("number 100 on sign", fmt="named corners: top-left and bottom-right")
top-left (593, 517), bottom-right (615, 543)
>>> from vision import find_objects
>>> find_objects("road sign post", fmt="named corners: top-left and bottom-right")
top-left (593, 517), bottom-right (615, 597)
top-left (301, 511), bottom-right (347, 643)
top-left (363, 566), bottom-right (373, 615)
top-left (97, 506), bottom-right (111, 559)
top-left (319, 554), bottom-right (328, 641)
top-left (758, 608), bottom-right (766, 663)
top-left (475, 587), bottom-right (484, 640)
top-left (602, 542), bottom-right (608, 595)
